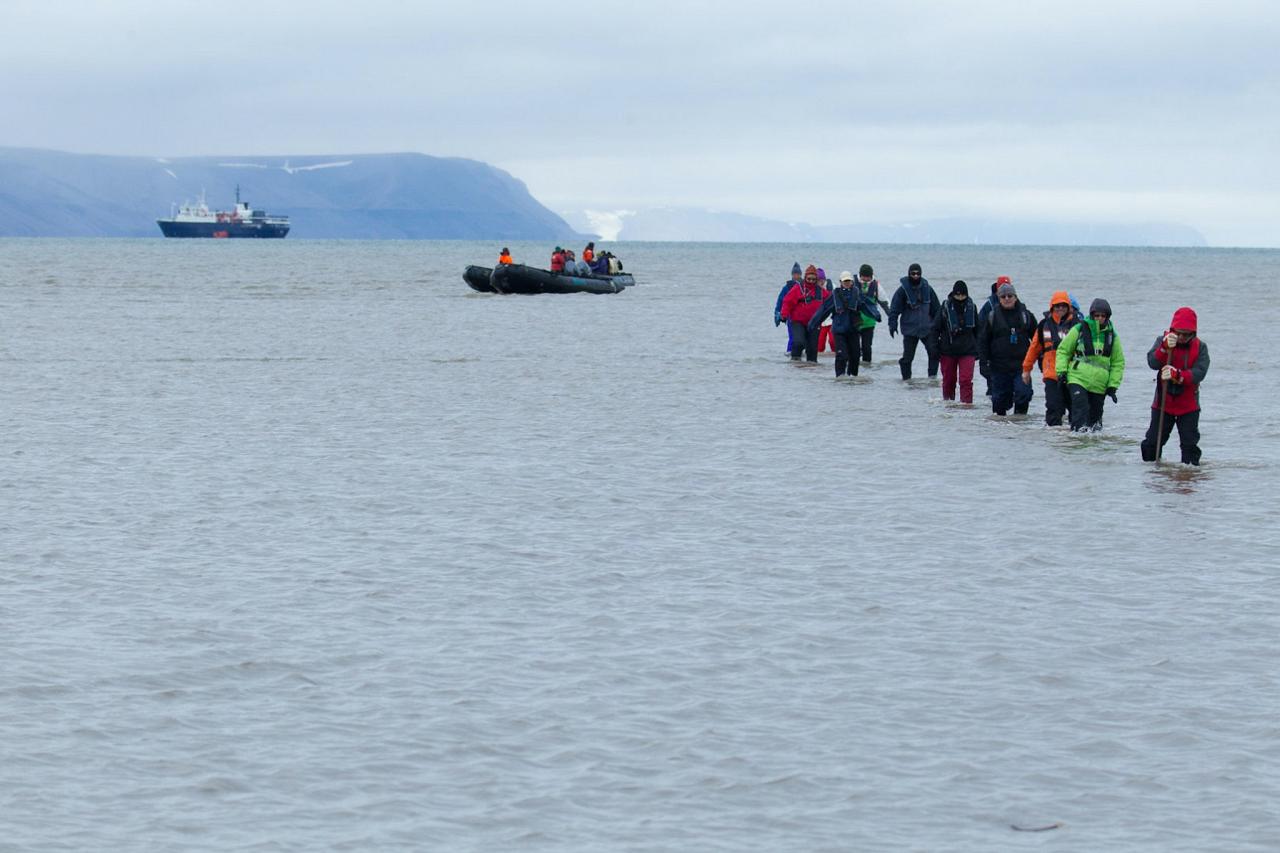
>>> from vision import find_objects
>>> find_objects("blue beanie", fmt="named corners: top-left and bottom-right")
top-left (791, 262), bottom-right (802, 275)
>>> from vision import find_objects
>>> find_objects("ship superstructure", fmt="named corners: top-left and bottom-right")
top-left (157, 186), bottom-right (289, 238)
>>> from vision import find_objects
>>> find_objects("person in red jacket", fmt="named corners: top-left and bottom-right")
top-left (550, 247), bottom-right (565, 272)
top-left (1140, 306), bottom-right (1210, 464)
top-left (781, 264), bottom-right (825, 362)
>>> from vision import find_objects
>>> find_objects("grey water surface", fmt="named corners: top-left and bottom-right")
top-left (3, 239), bottom-right (1278, 851)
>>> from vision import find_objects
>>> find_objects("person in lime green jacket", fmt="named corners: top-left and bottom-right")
top-left (1055, 298), bottom-right (1125, 432)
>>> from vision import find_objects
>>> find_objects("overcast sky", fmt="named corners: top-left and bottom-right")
top-left (4, 0), bottom-right (1278, 245)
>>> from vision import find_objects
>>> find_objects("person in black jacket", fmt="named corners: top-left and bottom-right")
top-left (977, 276), bottom-right (1008, 398)
top-left (887, 263), bottom-right (941, 380)
top-left (977, 282), bottom-right (1038, 415)
top-left (930, 281), bottom-right (980, 403)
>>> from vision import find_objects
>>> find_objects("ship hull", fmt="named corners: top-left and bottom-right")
top-left (157, 221), bottom-right (289, 238)
top-left (490, 263), bottom-right (634, 295)
top-left (464, 265), bottom-right (498, 292)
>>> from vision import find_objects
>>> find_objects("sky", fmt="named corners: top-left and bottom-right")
top-left (3, 0), bottom-right (1278, 246)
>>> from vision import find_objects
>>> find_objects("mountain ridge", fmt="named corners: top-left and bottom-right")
top-left (0, 147), bottom-right (585, 239)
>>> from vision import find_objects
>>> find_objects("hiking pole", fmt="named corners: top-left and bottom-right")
top-left (1155, 377), bottom-right (1168, 461)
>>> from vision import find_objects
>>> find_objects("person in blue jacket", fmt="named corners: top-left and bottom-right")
top-left (775, 262), bottom-right (802, 353)
top-left (887, 262), bottom-right (941, 380)
top-left (808, 270), bottom-right (864, 377)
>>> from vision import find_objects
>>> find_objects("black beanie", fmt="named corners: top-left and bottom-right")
top-left (951, 280), bottom-right (968, 297)
top-left (908, 263), bottom-right (922, 275)
top-left (859, 264), bottom-right (873, 277)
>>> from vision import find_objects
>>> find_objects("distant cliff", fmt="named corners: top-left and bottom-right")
top-left (563, 207), bottom-right (1209, 247)
top-left (0, 147), bottom-right (583, 239)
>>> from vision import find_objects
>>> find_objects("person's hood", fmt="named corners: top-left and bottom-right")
top-left (1050, 290), bottom-right (1071, 309)
top-left (1171, 306), bottom-right (1198, 332)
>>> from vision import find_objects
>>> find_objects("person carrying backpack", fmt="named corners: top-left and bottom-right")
top-left (1055, 298), bottom-right (1125, 432)
top-left (977, 281), bottom-right (1037, 415)
top-left (931, 281), bottom-right (979, 403)
top-left (887, 263), bottom-right (940, 380)
top-left (1021, 291), bottom-right (1080, 425)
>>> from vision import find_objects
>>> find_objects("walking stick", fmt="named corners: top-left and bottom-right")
top-left (1155, 377), bottom-right (1168, 461)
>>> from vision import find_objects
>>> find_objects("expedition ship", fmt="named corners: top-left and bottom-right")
top-left (157, 186), bottom-right (289, 238)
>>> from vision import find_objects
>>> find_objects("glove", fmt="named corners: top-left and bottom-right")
top-left (774, 311), bottom-right (782, 327)
top-left (1160, 365), bottom-right (1177, 382)
top-left (979, 360), bottom-right (991, 379)
top-left (1164, 332), bottom-right (1179, 349)
top-left (1021, 371), bottom-right (1032, 386)
top-left (1107, 387), bottom-right (1118, 403)
top-left (889, 328), bottom-right (897, 338)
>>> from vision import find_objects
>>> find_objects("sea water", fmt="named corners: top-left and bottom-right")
top-left (2, 238), bottom-right (1278, 851)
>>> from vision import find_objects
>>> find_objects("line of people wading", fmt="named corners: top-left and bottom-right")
top-left (775, 262), bottom-right (1210, 465)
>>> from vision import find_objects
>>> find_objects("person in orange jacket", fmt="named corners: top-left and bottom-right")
top-left (498, 247), bottom-right (513, 265)
top-left (582, 242), bottom-right (595, 263)
top-left (1021, 291), bottom-right (1079, 426)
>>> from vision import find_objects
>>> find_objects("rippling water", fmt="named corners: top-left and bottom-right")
top-left (3, 238), bottom-right (1278, 851)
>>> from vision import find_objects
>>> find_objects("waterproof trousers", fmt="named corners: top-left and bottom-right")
top-left (789, 320), bottom-right (818, 362)
top-left (939, 355), bottom-right (975, 403)
top-left (1141, 408), bottom-right (1202, 465)
top-left (1043, 378), bottom-right (1068, 426)
top-left (1068, 383), bottom-right (1107, 431)
top-left (859, 327), bottom-right (875, 363)
top-left (899, 334), bottom-right (938, 379)
top-left (990, 371), bottom-right (1033, 415)
top-left (818, 325), bottom-right (834, 354)
top-left (833, 331), bottom-right (861, 377)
